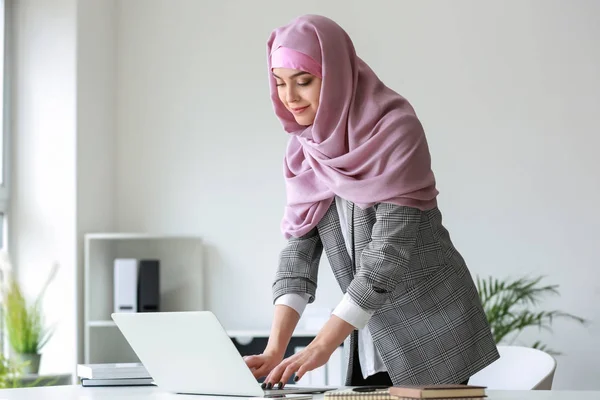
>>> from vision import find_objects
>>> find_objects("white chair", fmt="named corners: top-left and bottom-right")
top-left (469, 345), bottom-right (557, 390)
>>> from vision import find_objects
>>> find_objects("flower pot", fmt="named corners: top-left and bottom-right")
top-left (14, 353), bottom-right (41, 375)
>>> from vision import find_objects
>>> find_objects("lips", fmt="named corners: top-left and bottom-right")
top-left (290, 106), bottom-right (309, 114)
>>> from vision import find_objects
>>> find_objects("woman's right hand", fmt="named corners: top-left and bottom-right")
top-left (246, 304), bottom-right (301, 381)
top-left (244, 350), bottom-right (284, 380)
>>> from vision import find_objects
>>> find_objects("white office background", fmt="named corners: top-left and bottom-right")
top-left (7, 0), bottom-right (600, 390)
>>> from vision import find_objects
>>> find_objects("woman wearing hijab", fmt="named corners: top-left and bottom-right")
top-left (244, 14), bottom-right (499, 388)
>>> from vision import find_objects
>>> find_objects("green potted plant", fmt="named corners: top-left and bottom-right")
top-left (476, 275), bottom-right (588, 355)
top-left (0, 252), bottom-right (58, 375)
top-left (0, 352), bottom-right (57, 388)
top-left (0, 352), bottom-right (25, 388)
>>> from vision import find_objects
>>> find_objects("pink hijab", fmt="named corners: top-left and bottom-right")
top-left (267, 15), bottom-right (438, 239)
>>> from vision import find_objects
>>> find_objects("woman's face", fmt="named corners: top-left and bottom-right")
top-left (272, 68), bottom-right (322, 126)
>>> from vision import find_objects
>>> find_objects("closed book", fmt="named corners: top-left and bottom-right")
top-left (77, 362), bottom-right (150, 380)
top-left (389, 384), bottom-right (486, 399)
top-left (80, 377), bottom-right (155, 387)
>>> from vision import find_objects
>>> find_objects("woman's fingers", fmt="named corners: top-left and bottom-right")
top-left (279, 361), bottom-right (302, 387)
top-left (255, 345), bottom-right (331, 389)
top-left (264, 362), bottom-right (287, 387)
top-left (265, 352), bottom-right (318, 388)
top-left (244, 355), bottom-right (276, 379)
top-left (295, 362), bottom-right (312, 383)
top-left (244, 355), bottom-right (262, 370)
top-left (266, 353), bottom-right (301, 387)
top-left (252, 365), bottom-right (270, 379)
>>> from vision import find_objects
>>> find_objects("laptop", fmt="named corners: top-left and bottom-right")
top-left (111, 311), bottom-right (334, 397)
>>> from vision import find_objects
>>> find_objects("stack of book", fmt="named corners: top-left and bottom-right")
top-left (389, 385), bottom-right (486, 400)
top-left (77, 362), bottom-right (154, 387)
top-left (324, 384), bottom-right (487, 400)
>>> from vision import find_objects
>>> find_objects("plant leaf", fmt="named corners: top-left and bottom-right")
top-left (476, 274), bottom-right (588, 354)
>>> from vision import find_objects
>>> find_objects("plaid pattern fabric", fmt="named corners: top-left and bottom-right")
top-left (346, 329), bottom-right (359, 385)
top-left (272, 201), bottom-right (500, 385)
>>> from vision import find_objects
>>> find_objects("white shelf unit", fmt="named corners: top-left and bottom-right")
top-left (83, 233), bottom-right (204, 364)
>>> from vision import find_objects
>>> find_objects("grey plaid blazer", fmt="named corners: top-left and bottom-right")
top-left (273, 201), bottom-right (500, 385)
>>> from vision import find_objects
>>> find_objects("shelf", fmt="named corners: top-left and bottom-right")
top-left (227, 330), bottom-right (318, 338)
top-left (87, 321), bottom-right (318, 338)
top-left (10, 373), bottom-right (73, 387)
top-left (83, 233), bottom-right (205, 364)
top-left (85, 232), bottom-right (202, 240)
top-left (88, 320), bottom-right (117, 327)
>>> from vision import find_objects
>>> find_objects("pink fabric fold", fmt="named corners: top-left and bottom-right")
top-left (271, 46), bottom-right (322, 79)
top-left (267, 15), bottom-right (439, 239)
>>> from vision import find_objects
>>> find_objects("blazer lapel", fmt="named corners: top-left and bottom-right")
top-left (318, 201), bottom-right (355, 293)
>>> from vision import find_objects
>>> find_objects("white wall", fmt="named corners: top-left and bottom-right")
top-left (75, 0), bottom-right (117, 366)
top-left (9, 0), bottom-right (117, 379)
top-left (8, 0), bottom-right (77, 376)
top-left (114, 0), bottom-right (600, 390)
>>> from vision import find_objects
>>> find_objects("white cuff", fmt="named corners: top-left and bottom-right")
top-left (332, 293), bottom-right (374, 330)
top-left (275, 293), bottom-right (310, 316)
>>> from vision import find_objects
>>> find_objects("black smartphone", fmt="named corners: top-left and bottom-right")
top-left (352, 386), bottom-right (390, 393)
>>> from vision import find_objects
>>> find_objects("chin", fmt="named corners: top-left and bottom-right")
top-left (294, 117), bottom-right (315, 126)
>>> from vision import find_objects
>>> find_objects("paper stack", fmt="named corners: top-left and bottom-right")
top-left (77, 362), bottom-right (154, 387)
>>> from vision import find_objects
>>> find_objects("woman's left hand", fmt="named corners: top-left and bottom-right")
top-left (263, 315), bottom-right (356, 388)
top-left (263, 343), bottom-right (334, 388)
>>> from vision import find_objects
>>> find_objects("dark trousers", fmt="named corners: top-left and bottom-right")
top-left (349, 342), bottom-right (469, 386)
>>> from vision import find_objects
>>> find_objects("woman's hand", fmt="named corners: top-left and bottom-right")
top-left (263, 315), bottom-right (355, 388)
top-left (244, 350), bottom-right (284, 380)
top-left (247, 303), bottom-right (302, 381)
top-left (263, 343), bottom-right (335, 388)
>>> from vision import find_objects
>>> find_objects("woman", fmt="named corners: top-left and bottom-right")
top-left (244, 14), bottom-right (499, 388)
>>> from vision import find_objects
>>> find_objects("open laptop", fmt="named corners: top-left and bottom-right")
top-left (111, 311), bottom-right (334, 397)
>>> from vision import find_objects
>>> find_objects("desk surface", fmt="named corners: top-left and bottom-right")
top-left (0, 386), bottom-right (599, 400)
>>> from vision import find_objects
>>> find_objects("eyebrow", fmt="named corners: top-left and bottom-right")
top-left (272, 71), bottom-right (311, 80)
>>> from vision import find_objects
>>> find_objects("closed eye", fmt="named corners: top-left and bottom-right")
top-left (297, 80), bottom-right (312, 87)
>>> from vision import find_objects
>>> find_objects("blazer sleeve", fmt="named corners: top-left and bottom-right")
top-left (272, 226), bottom-right (323, 304)
top-left (346, 202), bottom-right (421, 312)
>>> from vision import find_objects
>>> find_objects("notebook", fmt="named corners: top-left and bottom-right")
top-left (325, 384), bottom-right (486, 400)
top-left (324, 387), bottom-right (393, 400)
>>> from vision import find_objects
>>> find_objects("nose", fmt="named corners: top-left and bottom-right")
top-left (285, 86), bottom-right (299, 103)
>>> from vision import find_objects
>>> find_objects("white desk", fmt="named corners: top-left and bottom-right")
top-left (0, 386), bottom-right (599, 400)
